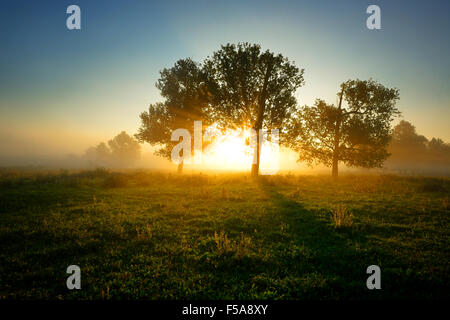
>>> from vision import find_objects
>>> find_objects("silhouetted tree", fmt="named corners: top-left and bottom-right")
top-left (204, 43), bottom-right (304, 176)
top-left (428, 137), bottom-right (450, 154)
top-left (391, 120), bottom-right (428, 150)
top-left (387, 121), bottom-right (450, 173)
top-left (135, 58), bottom-right (210, 173)
top-left (427, 138), bottom-right (450, 167)
top-left (285, 79), bottom-right (400, 178)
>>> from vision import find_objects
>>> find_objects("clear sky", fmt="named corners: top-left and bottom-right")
top-left (0, 0), bottom-right (449, 161)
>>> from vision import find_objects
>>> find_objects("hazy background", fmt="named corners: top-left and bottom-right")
top-left (0, 0), bottom-right (449, 172)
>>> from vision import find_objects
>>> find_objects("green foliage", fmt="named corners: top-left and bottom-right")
top-left (135, 58), bottom-right (211, 162)
top-left (285, 79), bottom-right (400, 176)
top-left (136, 43), bottom-right (304, 175)
top-left (204, 43), bottom-right (304, 175)
top-left (135, 102), bottom-right (177, 160)
top-left (204, 43), bottom-right (304, 131)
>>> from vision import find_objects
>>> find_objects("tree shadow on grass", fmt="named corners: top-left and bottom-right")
top-left (184, 180), bottom-right (379, 299)
top-left (257, 182), bottom-right (375, 299)
top-left (257, 179), bottom-right (448, 299)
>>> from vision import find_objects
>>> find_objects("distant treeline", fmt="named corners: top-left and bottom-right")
top-left (83, 131), bottom-right (141, 168)
top-left (78, 120), bottom-right (450, 176)
top-left (385, 120), bottom-right (450, 174)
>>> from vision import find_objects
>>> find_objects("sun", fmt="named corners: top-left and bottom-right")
top-left (202, 129), bottom-right (253, 171)
top-left (201, 128), bottom-right (279, 173)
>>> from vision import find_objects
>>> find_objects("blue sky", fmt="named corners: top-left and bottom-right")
top-left (0, 0), bottom-right (449, 158)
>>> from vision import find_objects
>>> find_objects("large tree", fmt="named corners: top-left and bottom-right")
top-left (285, 79), bottom-right (400, 178)
top-left (204, 43), bottom-right (304, 176)
top-left (135, 58), bottom-right (210, 173)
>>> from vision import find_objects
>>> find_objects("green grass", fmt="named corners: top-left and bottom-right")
top-left (0, 169), bottom-right (448, 299)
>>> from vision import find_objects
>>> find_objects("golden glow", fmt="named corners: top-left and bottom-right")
top-left (201, 128), bottom-right (279, 172)
top-left (203, 129), bottom-right (252, 170)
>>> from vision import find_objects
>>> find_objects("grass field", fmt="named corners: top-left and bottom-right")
top-left (0, 169), bottom-right (449, 299)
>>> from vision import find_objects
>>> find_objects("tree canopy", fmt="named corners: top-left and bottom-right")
top-left (204, 43), bottom-right (304, 175)
top-left (391, 120), bottom-right (428, 150)
top-left (135, 58), bottom-right (211, 172)
top-left (137, 43), bottom-right (304, 175)
top-left (285, 79), bottom-right (400, 177)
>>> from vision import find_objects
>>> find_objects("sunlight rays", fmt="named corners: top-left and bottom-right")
top-left (201, 128), bottom-right (279, 173)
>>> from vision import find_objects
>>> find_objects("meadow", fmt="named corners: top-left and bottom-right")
top-left (0, 169), bottom-right (448, 299)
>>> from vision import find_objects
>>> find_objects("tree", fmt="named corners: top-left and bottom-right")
top-left (428, 137), bottom-right (450, 154)
top-left (135, 58), bottom-right (210, 173)
top-left (391, 120), bottom-right (428, 150)
top-left (388, 120), bottom-right (428, 167)
top-left (84, 142), bottom-right (111, 166)
top-left (204, 43), bottom-right (304, 176)
top-left (427, 137), bottom-right (450, 167)
top-left (108, 131), bottom-right (141, 166)
top-left (387, 121), bottom-right (450, 172)
top-left (83, 132), bottom-right (141, 167)
top-left (285, 79), bottom-right (400, 178)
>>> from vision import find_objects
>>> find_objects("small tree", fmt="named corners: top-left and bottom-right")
top-left (135, 58), bottom-right (210, 173)
top-left (285, 79), bottom-right (400, 178)
top-left (108, 131), bottom-right (141, 166)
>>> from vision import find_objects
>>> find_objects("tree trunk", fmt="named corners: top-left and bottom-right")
top-left (331, 157), bottom-right (338, 178)
top-left (177, 161), bottom-right (183, 174)
top-left (251, 164), bottom-right (259, 177)
top-left (251, 59), bottom-right (273, 177)
top-left (251, 129), bottom-right (260, 177)
top-left (332, 86), bottom-right (345, 179)
top-left (331, 132), bottom-right (340, 179)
